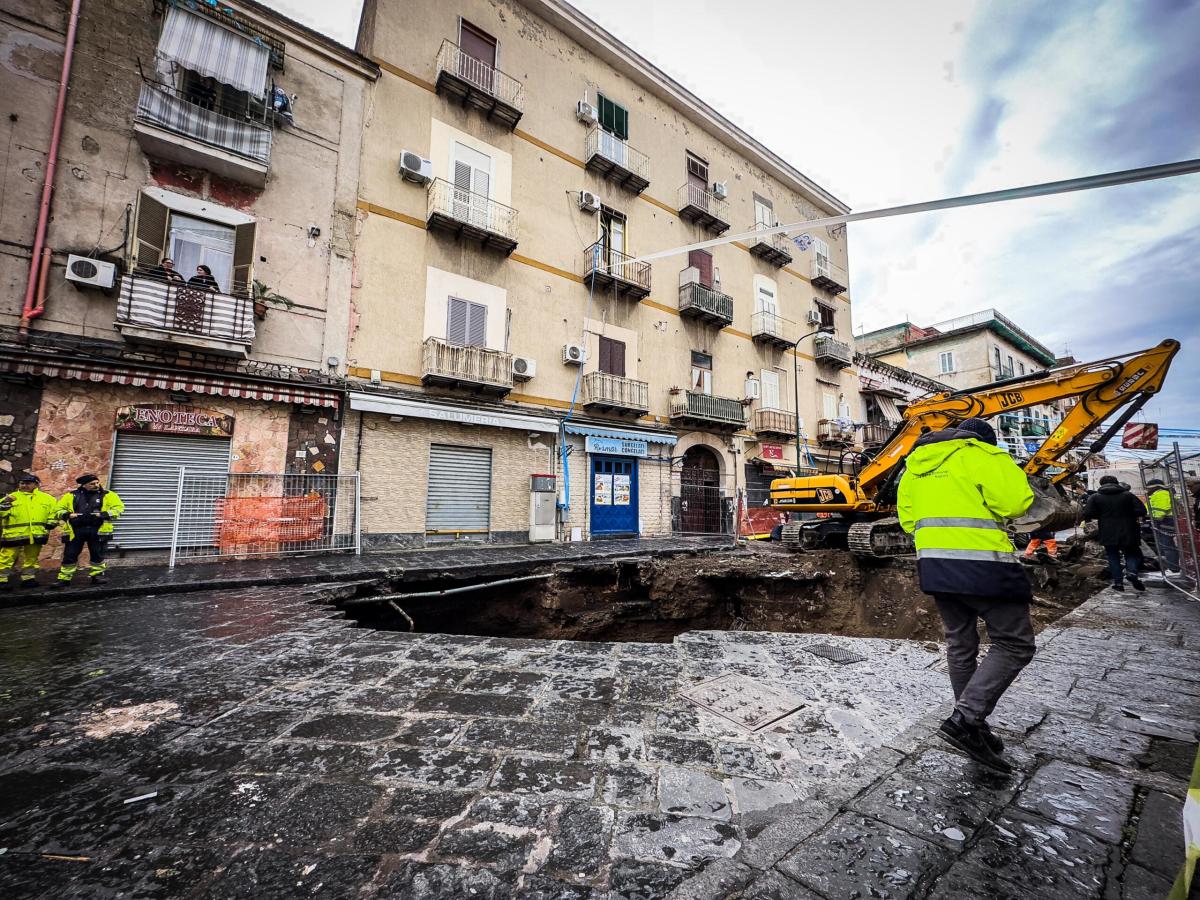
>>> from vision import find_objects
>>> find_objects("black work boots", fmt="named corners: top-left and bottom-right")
top-left (938, 710), bottom-right (1012, 774)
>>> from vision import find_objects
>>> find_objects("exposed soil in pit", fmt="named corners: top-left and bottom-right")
top-left (345, 538), bottom-right (1109, 643)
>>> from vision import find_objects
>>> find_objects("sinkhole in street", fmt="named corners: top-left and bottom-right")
top-left (339, 549), bottom-right (962, 644)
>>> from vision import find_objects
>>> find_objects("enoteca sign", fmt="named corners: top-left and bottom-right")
top-left (115, 405), bottom-right (234, 438)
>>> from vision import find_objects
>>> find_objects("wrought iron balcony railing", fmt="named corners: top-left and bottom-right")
top-left (584, 126), bottom-right (650, 194)
top-left (434, 40), bottom-right (524, 129)
top-left (582, 372), bottom-right (650, 415)
top-left (751, 310), bottom-right (791, 348)
top-left (669, 390), bottom-right (745, 429)
top-left (754, 407), bottom-right (797, 438)
top-left (581, 241), bottom-right (652, 299)
top-left (677, 184), bottom-right (730, 235)
top-left (811, 257), bottom-right (848, 295)
top-left (679, 281), bottom-right (734, 327)
top-left (116, 273), bottom-right (254, 357)
top-left (817, 418), bottom-right (856, 446)
top-left (426, 178), bottom-right (519, 255)
top-left (861, 422), bottom-right (897, 446)
top-left (747, 224), bottom-right (793, 267)
top-left (421, 337), bottom-right (513, 394)
top-left (814, 335), bottom-right (853, 368)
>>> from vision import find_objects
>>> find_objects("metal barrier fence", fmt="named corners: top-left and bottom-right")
top-left (672, 468), bottom-right (736, 536)
top-left (169, 470), bottom-right (360, 566)
top-left (1139, 444), bottom-right (1199, 599)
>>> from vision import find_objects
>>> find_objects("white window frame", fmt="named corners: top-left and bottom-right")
top-left (939, 351), bottom-right (955, 374)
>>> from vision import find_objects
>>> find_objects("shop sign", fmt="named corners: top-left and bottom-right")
top-left (115, 405), bottom-right (234, 438)
top-left (761, 443), bottom-right (784, 460)
top-left (585, 436), bottom-right (648, 457)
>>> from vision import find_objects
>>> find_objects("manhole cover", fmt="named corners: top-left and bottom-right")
top-left (678, 674), bottom-right (806, 732)
top-left (802, 643), bottom-right (868, 665)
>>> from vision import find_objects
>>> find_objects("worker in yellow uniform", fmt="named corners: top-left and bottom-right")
top-left (56, 474), bottom-right (124, 587)
top-left (898, 417), bottom-right (1035, 774)
top-left (1145, 479), bottom-right (1180, 574)
top-left (0, 474), bottom-right (59, 590)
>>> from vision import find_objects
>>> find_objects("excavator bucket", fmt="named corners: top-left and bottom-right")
top-left (1009, 476), bottom-right (1079, 534)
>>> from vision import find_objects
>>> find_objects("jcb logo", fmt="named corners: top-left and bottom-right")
top-left (997, 391), bottom-right (1024, 409)
top-left (816, 488), bottom-right (834, 503)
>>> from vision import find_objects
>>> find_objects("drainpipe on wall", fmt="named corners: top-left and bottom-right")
top-left (19, 0), bottom-right (83, 333)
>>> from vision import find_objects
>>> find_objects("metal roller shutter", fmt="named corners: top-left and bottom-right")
top-left (109, 432), bottom-right (231, 549)
top-left (425, 444), bottom-right (491, 542)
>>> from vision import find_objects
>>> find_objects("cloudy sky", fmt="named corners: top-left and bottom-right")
top-left (268, 0), bottom-right (1199, 430)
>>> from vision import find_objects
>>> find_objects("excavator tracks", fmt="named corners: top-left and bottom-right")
top-left (848, 518), bottom-right (915, 557)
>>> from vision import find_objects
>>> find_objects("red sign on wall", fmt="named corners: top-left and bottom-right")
top-left (761, 443), bottom-right (784, 460)
top-left (1122, 423), bottom-right (1159, 450)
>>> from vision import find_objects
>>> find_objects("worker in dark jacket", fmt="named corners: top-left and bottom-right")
top-left (56, 474), bottom-right (124, 586)
top-left (1082, 475), bottom-right (1147, 592)
top-left (898, 417), bottom-right (1035, 774)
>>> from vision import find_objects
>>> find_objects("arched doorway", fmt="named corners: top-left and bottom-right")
top-left (681, 445), bottom-right (722, 534)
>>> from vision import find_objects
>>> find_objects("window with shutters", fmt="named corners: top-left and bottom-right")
top-left (688, 249), bottom-right (714, 288)
top-left (686, 152), bottom-right (708, 187)
top-left (131, 191), bottom-right (256, 294)
top-left (597, 93), bottom-right (629, 140)
top-left (760, 369), bottom-right (781, 410)
top-left (815, 301), bottom-right (836, 331)
top-left (598, 336), bottom-right (626, 377)
top-left (451, 142), bottom-right (492, 227)
top-left (822, 391), bottom-right (839, 419)
top-left (691, 350), bottom-right (713, 395)
top-left (599, 206), bottom-right (626, 261)
top-left (447, 297), bottom-right (487, 347)
top-left (753, 194), bottom-right (774, 227)
top-left (939, 350), bottom-right (956, 374)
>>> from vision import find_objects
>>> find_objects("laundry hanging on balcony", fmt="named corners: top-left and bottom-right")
top-left (158, 4), bottom-right (270, 95)
top-left (136, 85), bottom-right (272, 164)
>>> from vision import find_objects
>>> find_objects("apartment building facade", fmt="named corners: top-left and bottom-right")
top-left (349, 0), bottom-right (858, 547)
top-left (0, 0), bottom-right (375, 551)
top-left (856, 308), bottom-right (1065, 453)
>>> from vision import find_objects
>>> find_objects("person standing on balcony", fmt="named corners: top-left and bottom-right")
top-left (1082, 475), bottom-right (1146, 592)
top-left (188, 264), bottom-right (219, 291)
top-left (897, 416), bottom-right (1035, 774)
top-left (149, 257), bottom-right (184, 282)
top-left (0, 475), bottom-right (59, 590)
top-left (55, 475), bottom-right (125, 587)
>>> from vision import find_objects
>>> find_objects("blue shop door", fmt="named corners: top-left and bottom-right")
top-left (590, 455), bottom-right (639, 537)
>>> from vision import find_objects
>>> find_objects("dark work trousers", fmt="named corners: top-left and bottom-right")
top-left (1104, 544), bottom-right (1142, 586)
top-left (1153, 522), bottom-right (1180, 571)
top-left (933, 593), bottom-right (1037, 727)
top-left (61, 527), bottom-right (106, 574)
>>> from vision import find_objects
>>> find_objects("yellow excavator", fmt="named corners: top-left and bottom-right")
top-left (769, 340), bottom-right (1181, 556)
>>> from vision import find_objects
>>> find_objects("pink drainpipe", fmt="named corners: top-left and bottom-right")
top-left (19, 0), bottom-right (83, 332)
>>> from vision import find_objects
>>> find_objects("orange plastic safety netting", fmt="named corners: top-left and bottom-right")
top-left (215, 494), bottom-right (328, 549)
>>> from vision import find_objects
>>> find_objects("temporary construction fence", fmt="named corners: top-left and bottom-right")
top-left (1138, 444), bottom-right (1199, 600)
top-left (672, 466), bottom-right (736, 536)
top-left (169, 470), bottom-right (360, 566)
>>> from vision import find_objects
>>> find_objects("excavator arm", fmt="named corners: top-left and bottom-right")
top-left (770, 339), bottom-right (1179, 517)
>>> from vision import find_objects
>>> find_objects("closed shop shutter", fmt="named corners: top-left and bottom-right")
top-left (425, 444), bottom-right (491, 542)
top-left (109, 432), bottom-right (231, 549)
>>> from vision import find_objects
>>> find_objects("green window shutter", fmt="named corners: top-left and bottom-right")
top-left (598, 94), bottom-right (613, 132)
top-left (615, 104), bottom-right (628, 140)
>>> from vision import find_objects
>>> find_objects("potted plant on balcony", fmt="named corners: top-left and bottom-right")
top-left (252, 280), bottom-right (295, 321)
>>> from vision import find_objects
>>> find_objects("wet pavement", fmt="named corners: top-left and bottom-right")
top-left (0, 574), bottom-right (1195, 898)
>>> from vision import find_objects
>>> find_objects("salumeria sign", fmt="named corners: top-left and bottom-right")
top-left (114, 405), bottom-right (235, 438)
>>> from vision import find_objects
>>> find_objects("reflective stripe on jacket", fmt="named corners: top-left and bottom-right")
top-left (898, 431), bottom-right (1034, 600)
top-left (58, 489), bottom-right (125, 540)
top-left (1148, 487), bottom-right (1173, 520)
top-left (0, 489), bottom-right (59, 545)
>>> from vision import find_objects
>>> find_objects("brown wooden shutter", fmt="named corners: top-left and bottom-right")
top-left (689, 249), bottom-right (713, 288)
top-left (132, 193), bottom-right (169, 269)
top-left (459, 21), bottom-right (497, 66)
top-left (230, 221), bottom-right (257, 295)
top-left (598, 336), bottom-right (626, 377)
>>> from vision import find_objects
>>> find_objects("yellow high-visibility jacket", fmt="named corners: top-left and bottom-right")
top-left (0, 489), bottom-right (59, 545)
top-left (58, 489), bottom-right (125, 540)
top-left (898, 430), bottom-right (1034, 599)
top-left (1148, 486), bottom-right (1173, 521)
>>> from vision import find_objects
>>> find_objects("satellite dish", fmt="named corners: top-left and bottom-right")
top-left (792, 233), bottom-right (813, 251)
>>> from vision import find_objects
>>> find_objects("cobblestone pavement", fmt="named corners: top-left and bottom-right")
top-left (670, 582), bottom-right (1200, 899)
top-left (1, 580), bottom-right (1195, 898)
top-left (0, 578), bottom-right (951, 898)
top-left (2, 535), bottom-right (732, 606)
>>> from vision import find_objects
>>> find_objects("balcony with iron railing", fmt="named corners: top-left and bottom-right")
top-left (679, 280), bottom-right (734, 328)
top-left (747, 224), bottom-right (793, 267)
top-left (133, 79), bottom-right (272, 187)
top-left (434, 39), bottom-right (524, 129)
top-left (861, 422), bottom-right (897, 446)
top-left (994, 364), bottom-right (1016, 381)
top-left (754, 407), bottom-right (797, 439)
top-left (817, 418), bottom-right (856, 447)
top-left (421, 337), bottom-right (513, 395)
top-left (811, 257), bottom-right (848, 295)
top-left (426, 178), bottom-right (519, 256)
top-left (115, 273), bottom-right (255, 358)
top-left (581, 241), bottom-right (652, 300)
top-left (814, 335), bottom-right (853, 368)
top-left (582, 371), bottom-right (650, 416)
top-left (677, 184), bottom-right (730, 235)
top-left (669, 390), bottom-right (745, 431)
top-left (750, 310), bottom-right (792, 349)
top-left (584, 126), bottom-right (650, 195)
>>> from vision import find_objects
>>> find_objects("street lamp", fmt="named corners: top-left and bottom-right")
top-left (793, 324), bottom-right (836, 469)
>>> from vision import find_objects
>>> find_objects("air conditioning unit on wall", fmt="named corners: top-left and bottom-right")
top-left (576, 99), bottom-right (598, 124)
top-left (712, 181), bottom-right (728, 200)
top-left (512, 356), bottom-right (537, 381)
top-left (806, 310), bottom-right (822, 325)
top-left (562, 343), bottom-right (587, 365)
top-left (65, 254), bottom-right (115, 289)
top-left (399, 150), bottom-right (432, 184)
top-left (579, 190), bottom-right (601, 213)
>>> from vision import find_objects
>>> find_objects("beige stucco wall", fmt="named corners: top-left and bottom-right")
top-left (0, 1), bottom-right (372, 372)
top-left (349, 0), bottom-right (858, 484)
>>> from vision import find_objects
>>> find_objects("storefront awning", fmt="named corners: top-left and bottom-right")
top-left (349, 392), bottom-right (558, 433)
top-left (159, 4), bottom-right (270, 95)
top-left (563, 422), bottom-right (677, 446)
top-left (1, 357), bottom-right (340, 408)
